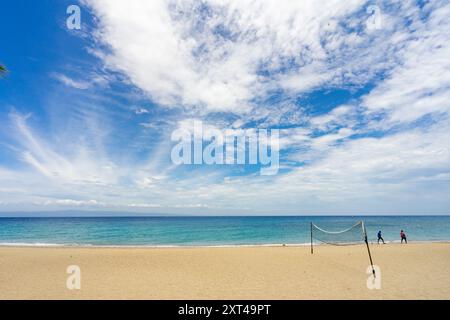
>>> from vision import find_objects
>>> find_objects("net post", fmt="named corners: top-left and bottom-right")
top-left (362, 221), bottom-right (376, 278)
top-left (310, 222), bottom-right (313, 254)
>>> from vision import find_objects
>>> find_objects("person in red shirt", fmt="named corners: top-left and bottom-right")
top-left (400, 230), bottom-right (407, 244)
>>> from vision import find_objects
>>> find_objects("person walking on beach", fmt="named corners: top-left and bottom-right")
top-left (377, 230), bottom-right (385, 244)
top-left (400, 230), bottom-right (407, 244)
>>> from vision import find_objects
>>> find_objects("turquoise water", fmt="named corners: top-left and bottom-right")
top-left (0, 216), bottom-right (449, 246)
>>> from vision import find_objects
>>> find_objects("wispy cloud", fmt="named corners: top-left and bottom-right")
top-left (52, 73), bottom-right (92, 90)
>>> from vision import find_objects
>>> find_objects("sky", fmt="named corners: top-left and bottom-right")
top-left (1, 0), bottom-right (450, 215)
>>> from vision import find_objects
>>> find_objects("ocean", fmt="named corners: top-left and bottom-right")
top-left (0, 216), bottom-right (449, 247)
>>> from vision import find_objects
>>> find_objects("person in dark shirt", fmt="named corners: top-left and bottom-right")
top-left (400, 230), bottom-right (407, 244)
top-left (377, 230), bottom-right (385, 244)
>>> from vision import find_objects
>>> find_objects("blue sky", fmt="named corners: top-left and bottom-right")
top-left (1, 0), bottom-right (450, 215)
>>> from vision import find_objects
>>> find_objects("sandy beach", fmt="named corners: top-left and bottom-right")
top-left (0, 243), bottom-right (449, 299)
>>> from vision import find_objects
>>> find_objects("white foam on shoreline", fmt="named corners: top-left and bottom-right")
top-left (1, 240), bottom-right (450, 248)
top-left (0, 242), bottom-right (64, 247)
top-left (0, 242), bottom-right (310, 248)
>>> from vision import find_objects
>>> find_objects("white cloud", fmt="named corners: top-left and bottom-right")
top-left (53, 73), bottom-right (91, 90)
top-left (84, 0), bottom-right (380, 113)
top-left (44, 199), bottom-right (104, 207)
top-left (10, 113), bottom-right (118, 185)
top-left (127, 203), bottom-right (163, 208)
top-left (310, 105), bottom-right (355, 130)
top-left (363, 2), bottom-right (450, 126)
top-left (134, 108), bottom-right (150, 115)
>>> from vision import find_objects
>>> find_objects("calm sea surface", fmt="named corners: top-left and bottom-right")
top-left (0, 216), bottom-right (449, 246)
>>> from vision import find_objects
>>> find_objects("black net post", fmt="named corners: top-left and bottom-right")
top-left (310, 222), bottom-right (313, 254)
top-left (363, 222), bottom-right (376, 278)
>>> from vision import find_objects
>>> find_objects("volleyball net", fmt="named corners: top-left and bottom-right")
top-left (310, 221), bottom-right (376, 277)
